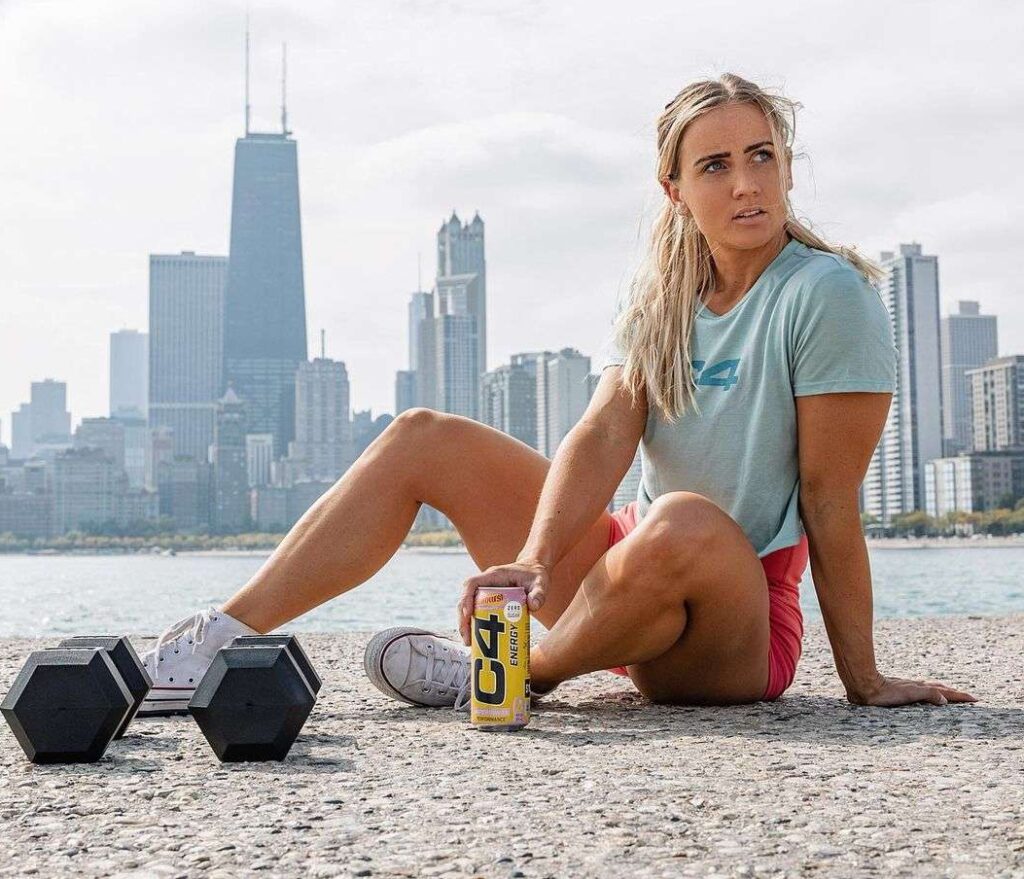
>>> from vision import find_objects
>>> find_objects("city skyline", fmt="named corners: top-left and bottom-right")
top-left (2, 2), bottom-right (1024, 440)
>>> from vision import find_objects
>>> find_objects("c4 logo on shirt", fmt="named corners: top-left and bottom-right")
top-left (692, 358), bottom-right (740, 390)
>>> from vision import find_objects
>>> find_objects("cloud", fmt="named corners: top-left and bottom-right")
top-left (1, 0), bottom-right (1023, 437)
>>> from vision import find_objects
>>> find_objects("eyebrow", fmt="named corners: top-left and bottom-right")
top-left (693, 140), bottom-right (773, 167)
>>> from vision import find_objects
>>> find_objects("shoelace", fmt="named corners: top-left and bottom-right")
top-left (145, 606), bottom-right (219, 681)
top-left (453, 677), bottom-right (471, 713)
top-left (412, 639), bottom-right (471, 712)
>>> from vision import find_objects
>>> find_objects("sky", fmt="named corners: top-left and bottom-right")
top-left (2, 0), bottom-right (1022, 440)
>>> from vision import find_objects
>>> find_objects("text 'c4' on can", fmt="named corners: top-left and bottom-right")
top-left (470, 585), bottom-right (530, 730)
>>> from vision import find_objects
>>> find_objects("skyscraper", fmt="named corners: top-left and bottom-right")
top-left (109, 329), bottom-right (149, 420)
top-left (288, 356), bottom-right (353, 481)
top-left (481, 358), bottom-right (538, 449)
top-left (148, 252), bottom-right (228, 460)
top-left (395, 371), bottom-right (416, 416)
top-left (10, 403), bottom-right (33, 459)
top-left (537, 348), bottom-right (592, 458)
top-left (967, 355), bottom-right (1024, 452)
top-left (223, 108), bottom-right (307, 455)
top-left (940, 301), bottom-right (998, 456)
top-left (211, 387), bottom-right (250, 532)
top-left (862, 243), bottom-right (943, 522)
top-left (437, 212), bottom-right (486, 379)
top-left (433, 308), bottom-right (479, 419)
top-left (29, 380), bottom-right (71, 445)
top-left (407, 290), bottom-right (432, 377)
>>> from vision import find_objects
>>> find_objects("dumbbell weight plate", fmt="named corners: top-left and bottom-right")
top-left (229, 634), bottom-right (322, 695)
top-left (56, 636), bottom-right (152, 738)
top-left (1, 648), bottom-right (132, 764)
top-left (188, 645), bottom-right (316, 762)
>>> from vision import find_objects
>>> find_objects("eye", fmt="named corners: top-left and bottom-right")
top-left (702, 160), bottom-right (725, 174)
top-left (754, 148), bottom-right (774, 162)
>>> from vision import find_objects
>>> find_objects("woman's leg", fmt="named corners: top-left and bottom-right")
top-left (529, 491), bottom-right (774, 705)
top-left (220, 407), bottom-right (613, 633)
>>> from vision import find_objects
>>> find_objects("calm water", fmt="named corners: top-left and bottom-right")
top-left (0, 546), bottom-right (1022, 638)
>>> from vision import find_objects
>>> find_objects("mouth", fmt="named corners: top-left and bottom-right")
top-left (733, 207), bottom-right (767, 220)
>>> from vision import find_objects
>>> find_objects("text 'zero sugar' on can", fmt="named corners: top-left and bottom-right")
top-left (470, 586), bottom-right (530, 731)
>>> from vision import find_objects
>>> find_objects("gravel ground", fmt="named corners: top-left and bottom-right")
top-left (1, 615), bottom-right (1023, 879)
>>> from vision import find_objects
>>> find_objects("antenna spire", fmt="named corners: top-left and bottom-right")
top-left (320, 328), bottom-right (325, 359)
top-left (281, 42), bottom-right (290, 136)
top-left (244, 14), bottom-right (251, 135)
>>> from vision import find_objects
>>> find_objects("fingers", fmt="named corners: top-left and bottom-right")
top-left (921, 680), bottom-right (979, 702)
top-left (525, 582), bottom-right (545, 612)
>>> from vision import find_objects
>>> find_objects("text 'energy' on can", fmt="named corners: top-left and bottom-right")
top-left (470, 586), bottom-right (530, 731)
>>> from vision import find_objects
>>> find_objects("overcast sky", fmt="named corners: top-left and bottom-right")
top-left (2, 0), bottom-right (1022, 440)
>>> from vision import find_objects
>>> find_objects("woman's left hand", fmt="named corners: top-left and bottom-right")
top-left (847, 672), bottom-right (978, 707)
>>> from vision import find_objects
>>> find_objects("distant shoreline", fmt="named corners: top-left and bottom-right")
top-left (2, 536), bottom-right (1023, 556)
top-left (865, 536), bottom-right (1024, 549)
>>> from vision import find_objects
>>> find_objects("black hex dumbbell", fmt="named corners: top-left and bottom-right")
top-left (188, 638), bottom-right (319, 762)
top-left (1, 648), bottom-right (133, 763)
top-left (56, 636), bottom-right (152, 738)
top-left (229, 634), bottom-right (322, 695)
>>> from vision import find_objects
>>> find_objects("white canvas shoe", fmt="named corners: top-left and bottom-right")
top-left (363, 627), bottom-right (471, 711)
top-left (137, 607), bottom-right (257, 716)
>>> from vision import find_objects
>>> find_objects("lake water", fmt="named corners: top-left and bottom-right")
top-left (0, 546), bottom-right (1021, 639)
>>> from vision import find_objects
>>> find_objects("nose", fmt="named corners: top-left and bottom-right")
top-left (732, 165), bottom-right (761, 200)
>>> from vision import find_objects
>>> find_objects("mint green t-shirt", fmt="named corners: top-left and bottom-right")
top-left (600, 237), bottom-right (897, 557)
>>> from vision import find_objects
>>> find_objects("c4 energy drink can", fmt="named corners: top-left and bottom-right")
top-left (470, 586), bottom-right (530, 730)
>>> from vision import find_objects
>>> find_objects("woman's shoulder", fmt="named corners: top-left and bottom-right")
top-left (785, 241), bottom-right (867, 291)
top-left (779, 243), bottom-right (892, 342)
top-left (780, 242), bottom-right (881, 313)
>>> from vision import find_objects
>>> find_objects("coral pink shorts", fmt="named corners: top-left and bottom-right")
top-left (604, 500), bottom-right (808, 701)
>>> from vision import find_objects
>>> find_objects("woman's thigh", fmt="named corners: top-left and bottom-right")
top-left (610, 493), bottom-right (772, 705)
top-left (406, 409), bottom-right (613, 630)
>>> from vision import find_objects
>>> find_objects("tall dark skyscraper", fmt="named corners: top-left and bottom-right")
top-left (223, 38), bottom-right (307, 456)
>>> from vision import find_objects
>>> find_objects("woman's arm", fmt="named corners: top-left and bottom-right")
top-left (456, 366), bottom-right (646, 640)
top-left (795, 391), bottom-right (977, 707)
top-left (517, 367), bottom-right (647, 576)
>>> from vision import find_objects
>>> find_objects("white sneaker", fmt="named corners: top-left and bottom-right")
top-left (137, 606), bottom-right (257, 717)
top-left (363, 627), bottom-right (471, 711)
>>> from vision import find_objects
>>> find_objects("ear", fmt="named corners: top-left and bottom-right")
top-left (661, 177), bottom-right (686, 211)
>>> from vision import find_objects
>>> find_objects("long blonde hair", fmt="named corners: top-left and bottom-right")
top-left (613, 73), bottom-right (882, 423)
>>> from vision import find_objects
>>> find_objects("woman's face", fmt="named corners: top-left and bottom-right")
top-left (663, 101), bottom-right (792, 251)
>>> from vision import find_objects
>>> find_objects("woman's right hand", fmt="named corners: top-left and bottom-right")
top-left (456, 559), bottom-right (551, 647)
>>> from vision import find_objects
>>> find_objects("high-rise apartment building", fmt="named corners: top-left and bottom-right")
top-left (245, 433), bottom-right (275, 488)
top-left (940, 301), bottom-right (998, 456)
top-left (109, 329), bottom-right (149, 419)
top-left (29, 380), bottom-right (71, 446)
top-left (210, 387), bottom-right (250, 532)
top-left (967, 355), bottom-right (1024, 452)
top-left (434, 312), bottom-right (479, 419)
top-left (481, 358), bottom-right (539, 449)
top-left (862, 243), bottom-right (943, 522)
top-left (288, 357), bottom-right (353, 481)
top-left (537, 348), bottom-right (592, 458)
top-left (148, 252), bottom-right (228, 460)
top-left (74, 417), bottom-right (126, 473)
top-left (10, 404), bottom-right (33, 459)
top-left (395, 371), bottom-right (416, 416)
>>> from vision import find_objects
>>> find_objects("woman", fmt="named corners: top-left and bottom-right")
top-left (139, 73), bottom-right (976, 716)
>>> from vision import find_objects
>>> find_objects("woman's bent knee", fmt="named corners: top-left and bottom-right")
top-left (632, 492), bottom-right (728, 573)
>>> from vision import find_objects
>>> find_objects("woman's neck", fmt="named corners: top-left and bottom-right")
top-left (707, 230), bottom-right (791, 307)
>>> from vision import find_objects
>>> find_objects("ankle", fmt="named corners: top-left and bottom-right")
top-left (217, 602), bottom-right (267, 635)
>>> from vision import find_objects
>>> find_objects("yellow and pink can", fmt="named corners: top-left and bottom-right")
top-left (470, 586), bottom-right (530, 731)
